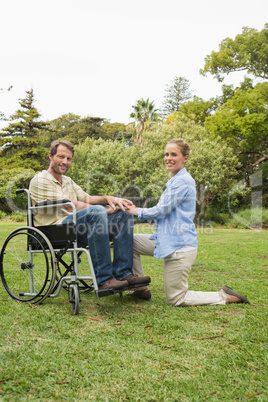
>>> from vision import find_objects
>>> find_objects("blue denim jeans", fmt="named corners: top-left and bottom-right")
top-left (62, 205), bottom-right (133, 285)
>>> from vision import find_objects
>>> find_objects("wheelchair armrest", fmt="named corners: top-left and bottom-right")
top-left (31, 200), bottom-right (77, 224)
top-left (35, 199), bottom-right (71, 207)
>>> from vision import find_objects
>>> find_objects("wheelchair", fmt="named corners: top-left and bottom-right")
top-left (0, 189), bottom-right (148, 315)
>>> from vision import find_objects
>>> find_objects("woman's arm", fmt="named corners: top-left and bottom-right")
top-left (136, 182), bottom-right (192, 221)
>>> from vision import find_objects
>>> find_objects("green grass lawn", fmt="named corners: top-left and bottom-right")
top-left (0, 223), bottom-right (267, 401)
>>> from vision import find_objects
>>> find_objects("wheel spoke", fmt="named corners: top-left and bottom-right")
top-left (0, 227), bottom-right (56, 304)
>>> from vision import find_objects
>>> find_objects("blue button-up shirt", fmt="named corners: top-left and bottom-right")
top-left (137, 167), bottom-right (198, 258)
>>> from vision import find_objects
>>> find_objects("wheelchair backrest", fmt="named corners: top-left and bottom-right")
top-left (17, 188), bottom-right (77, 249)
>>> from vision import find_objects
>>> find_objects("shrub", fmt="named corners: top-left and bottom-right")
top-left (0, 211), bottom-right (7, 220)
top-left (226, 208), bottom-right (268, 229)
top-left (10, 212), bottom-right (26, 223)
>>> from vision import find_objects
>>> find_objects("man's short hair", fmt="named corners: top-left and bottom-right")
top-left (49, 140), bottom-right (75, 156)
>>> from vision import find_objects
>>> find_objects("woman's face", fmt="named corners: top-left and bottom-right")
top-left (164, 143), bottom-right (189, 176)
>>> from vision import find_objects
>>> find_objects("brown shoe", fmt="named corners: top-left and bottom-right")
top-left (222, 285), bottom-right (250, 304)
top-left (98, 277), bottom-right (128, 291)
top-left (123, 274), bottom-right (151, 286)
top-left (127, 289), bottom-right (151, 300)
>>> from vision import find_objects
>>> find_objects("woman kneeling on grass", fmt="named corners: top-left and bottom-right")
top-left (126, 138), bottom-right (250, 306)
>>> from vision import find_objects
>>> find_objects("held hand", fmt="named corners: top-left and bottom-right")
top-left (105, 205), bottom-right (121, 214)
top-left (106, 196), bottom-right (133, 211)
top-left (125, 205), bottom-right (138, 216)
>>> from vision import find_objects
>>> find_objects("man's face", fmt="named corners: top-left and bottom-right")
top-left (49, 144), bottom-right (73, 176)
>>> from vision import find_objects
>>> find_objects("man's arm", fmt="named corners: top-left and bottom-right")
top-left (81, 195), bottom-right (133, 212)
top-left (64, 199), bottom-right (92, 211)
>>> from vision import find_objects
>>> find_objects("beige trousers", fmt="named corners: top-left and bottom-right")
top-left (133, 234), bottom-right (227, 306)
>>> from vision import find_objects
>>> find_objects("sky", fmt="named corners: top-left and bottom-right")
top-left (0, 0), bottom-right (267, 128)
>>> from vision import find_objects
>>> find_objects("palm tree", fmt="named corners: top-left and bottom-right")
top-left (130, 98), bottom-right (158, 146)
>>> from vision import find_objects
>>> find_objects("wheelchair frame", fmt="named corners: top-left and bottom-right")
top-left (0, 189), bottom-right (147, 314)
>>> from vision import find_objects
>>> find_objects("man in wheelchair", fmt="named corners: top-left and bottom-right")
top-left (29, 140), bottom-right (151, 292)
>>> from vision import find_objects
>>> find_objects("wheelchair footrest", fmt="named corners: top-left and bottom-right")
top-left (96, 281), bottom-right (150, 298)
top-left (97, 288), bottom-right (125, 298)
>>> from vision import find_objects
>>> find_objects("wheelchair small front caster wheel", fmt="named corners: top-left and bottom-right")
top-left (68, 283), bottom-right (80, 315)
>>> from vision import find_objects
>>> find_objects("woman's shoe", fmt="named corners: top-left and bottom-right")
top-left (222, 285), bottom-right (250, 304)
top-left (127, 289), bottom-right (151, 300)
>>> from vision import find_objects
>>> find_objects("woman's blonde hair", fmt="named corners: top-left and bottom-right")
top-left (167, 138), bottom-right (190, 157)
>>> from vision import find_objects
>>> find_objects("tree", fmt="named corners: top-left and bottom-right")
top-left (39, 114), bottom-right (129, 147)
top-left (38, 113), bottom-right (81, 147)
top-left (100, 121), bottom-right (131, 143)
top-left (199, 22), bottom-right (268, 206)
top-left (0, 89), bottom-right (48, 170)
top-left (200, 24), bottom-right (268, 81)
top-left (204, 82), bottom-right (268, 174)
top-left (180, 83), bottom-right (239, 125)
top-left (161, 76), bottom-right (193, 118)
top-left (180, 96), bottom-right (216, 125)
top-left (130, 98), bottom-right (159, 146)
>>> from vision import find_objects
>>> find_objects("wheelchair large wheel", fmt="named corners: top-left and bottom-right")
top-left (0, 227), bottom-right (57, 304)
